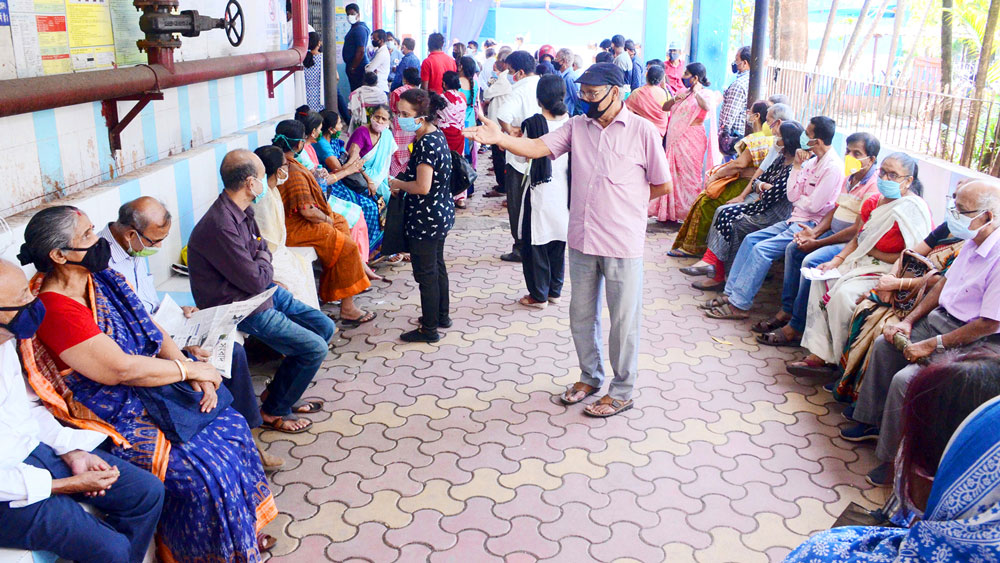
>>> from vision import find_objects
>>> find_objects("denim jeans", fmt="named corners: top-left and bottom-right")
top-left (0, 443), bottom-right (164, 563)
top-left (784, 240), bottom-right (845, 333)
top-left (724, 221), bottom-right (812, 311)
top-left (408, 236), bottom-right (450, 330)
top-left (238, 285), bottom-right (336, 417)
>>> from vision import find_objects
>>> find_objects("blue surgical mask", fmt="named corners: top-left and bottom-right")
top-left (799, 132), bottom-right (812, 151)
top-left (251, 175), bottom-right (268, 205)
top-left (682, 77), bottom-right (693, 88)
top-left (398, 116), bottom-right (422, 132)
top-left (876, 178), bottom-right (903, 199)
top-left (945, 206), bottom-right (989, 240)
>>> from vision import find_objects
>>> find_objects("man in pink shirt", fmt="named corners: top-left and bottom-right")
top-left (463, 63), bottom-right (672, 417)
top-left (663, 42), bottom-right (685, 95)
top-left (704, 116), bottom-right (844, 320)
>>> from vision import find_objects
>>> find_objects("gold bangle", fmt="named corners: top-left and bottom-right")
top-left (173, 359), bottom-right (187, 382)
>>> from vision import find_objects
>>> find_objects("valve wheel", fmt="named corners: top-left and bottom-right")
top-left (224, 0), bottom-right (244, 47)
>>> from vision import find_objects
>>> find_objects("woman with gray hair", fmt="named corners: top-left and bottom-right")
top-left (19, 205), bottom-right (278, 559)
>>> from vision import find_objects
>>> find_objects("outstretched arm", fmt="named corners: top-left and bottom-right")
top-left (463, 116), bottom-right (552, 160)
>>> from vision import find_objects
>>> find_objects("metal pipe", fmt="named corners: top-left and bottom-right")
top-left (0, 0), bottom-right (309, 118)
top-left (373, 0), bottom-right (383, 29)
top-left (322, 0), bottom-right (338, 112)
top-left (747, 0), bottom-right (769, 113)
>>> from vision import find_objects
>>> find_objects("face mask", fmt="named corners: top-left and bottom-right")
top-left (347, 14), bottom-right (359, 24)
top-left (583, 87), bottom-right (615, 120)
top-left (552, 61), bottom-right (562, 71)
top-left (945, 207), bottom-right (989, 240)
top-left (251, 175), bottom-right (268, 205)
top-left (62, 238), bottom-right (112, 273)
top-left (398, 116), bottom-right (422, 132)
top-left (668, 52), bottom-right (678, 62)
top-left (276, 168), bottom-right (288, 186)
top-left (844, 155), bottom-right (865, 176)
top-left (731, 62), bottom-right (739, 74)
top-left (682, 77), bottom-right (694, 88)
top-left (0, 298), bottom-right (46, 340)
top-left (876, 178), bottom-right (903, 199)
top-left (333, 130), bottom-right (342, 140)
top-left (799, 132), bottom-right (812, 151)
top-left (128, 231), bottom-right (159, 258)
top-left (370, 121), bottom-right (388, 133)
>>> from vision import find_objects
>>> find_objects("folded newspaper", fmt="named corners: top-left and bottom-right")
top-left (801, 267), bottom-right (842, 282)
top-left (153, 287), bottom-right (277, 378)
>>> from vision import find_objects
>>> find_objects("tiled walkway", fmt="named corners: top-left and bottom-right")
top-left (258, 162), bottom-right (889, 562)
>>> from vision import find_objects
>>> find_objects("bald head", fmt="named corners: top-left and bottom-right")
top-left (0, 258), bottom-right (32, 343)
top-left (117, 196), bottom-right (170, 234)
top-left (220, 149), bottom-right (264, 193)
top-left (957, 179), bottom-right (1000, 216)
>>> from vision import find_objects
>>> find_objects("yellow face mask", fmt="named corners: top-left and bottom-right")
top-left (845, 154), bottom-right (864, 176)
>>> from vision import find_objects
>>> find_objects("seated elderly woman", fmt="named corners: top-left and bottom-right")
top-left (785, 348), bottom-right (1000, 562)
top-left (789, 152), bottom-right (932, 377)
top-left (19, 206), bottom-right (277, 561)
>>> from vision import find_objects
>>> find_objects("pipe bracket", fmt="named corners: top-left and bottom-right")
top-left (102, 92), bottom-right (165, 152)
top-left (266, 66), bottom-right (303, 98)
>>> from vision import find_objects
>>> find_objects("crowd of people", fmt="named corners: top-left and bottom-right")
top-left (1, 4), bottom-right (999, 561)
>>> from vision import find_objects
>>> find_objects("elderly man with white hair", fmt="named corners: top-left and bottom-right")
top-left (843, 179), bottom-right (1000, 487)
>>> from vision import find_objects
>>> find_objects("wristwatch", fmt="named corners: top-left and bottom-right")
top-left (936, 334), bottom-right (946, 351)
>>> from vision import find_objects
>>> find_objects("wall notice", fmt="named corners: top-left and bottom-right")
top-left (109, 0), bottom-right (142, 66)
top-left (65, 0), bottom-right (114, 70)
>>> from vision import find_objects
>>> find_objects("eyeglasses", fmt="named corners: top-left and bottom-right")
top-left (579, 86), bottom-right (611, 102)
top-left (877, 168), bottom-right (911, 182)
top-left (129, 225), bottom-right (166, 246)
top-left (946, 199), bottom-right (984, 220)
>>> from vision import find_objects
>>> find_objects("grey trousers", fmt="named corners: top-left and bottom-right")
top-left (505, 165), bottom-right (525, 251)
top-left (568, 248), bottom-right (643, 401)
top-left (853, 308), bottom-right (965, 461)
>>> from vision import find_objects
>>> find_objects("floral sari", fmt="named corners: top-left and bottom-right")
top-left (648, 90), bottom-right (718, 222)
top-left (29, 269), bottom-right (275, 562)
top-left (786, 395), bottom-right (1000, 562)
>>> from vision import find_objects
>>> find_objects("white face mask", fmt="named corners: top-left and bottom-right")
top-left (276, 168), bottom-right (288, 186)
top-left (347, 14), bottom-right (359, 24)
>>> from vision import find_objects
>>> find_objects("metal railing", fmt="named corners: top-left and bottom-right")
top-left (762, 60), bottom-right (1000, 177)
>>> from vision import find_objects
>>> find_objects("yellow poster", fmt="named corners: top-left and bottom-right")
top-left (36, 14), bottom-right (71, 74)
top-left (65, 0), bottom-right (113, 48)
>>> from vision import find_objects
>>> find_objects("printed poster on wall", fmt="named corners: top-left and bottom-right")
top-left (109, 0), bottom-right (143, 66)
top-left (8, 0), bottom-right (70, 77)
top-left (65, 0), bottom-right (115, 70)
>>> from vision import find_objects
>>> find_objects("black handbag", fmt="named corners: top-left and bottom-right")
top-left (338, 153), bottom-right (370, 194)
top-left (449, 151), bottom-right (477, 196)
top-left (134, 381), bottom-right (234, 443)
top-left (380, 193), bottom-right (408, 255)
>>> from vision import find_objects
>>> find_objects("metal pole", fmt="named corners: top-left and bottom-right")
top-left (689, 0), bottom-right (700, 62)
top-left (322, 0), bottom-right (338, 112)
top-left (747, 0), bottom-right (769, 109)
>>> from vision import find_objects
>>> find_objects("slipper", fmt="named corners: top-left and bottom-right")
top-left (698, 297), bottom-right (728, 310)
top-left (680, 265), bottom-right (715, 276)
top-left (260, 414), bottom-right (313, 434)
top-left (386, 254), bottom-right (406, 264)
top-left (455, 200), bottom-right (468, 209)
top-left (787, 358), bottom-right (838, 377)
top-left (693, 279), bottom-right (725, 291)
top-left (668, 248), bottom-right (699, 258)
top-left (560, 382), bottom-right (599, 405)
top-left (583, 395), bottom-right (634, 418)
top-left (257, 533), bottom-right (277, 552)
top-left (518, 295), bottom-right (548, 309)
top-left (756, 330), bottom-right (802, 348)
top-left (291, 399), bottom-right (323, 414)
top-left (339, 310), bottom-right (377, 327)
top-left (751, 317), bottom-right (787, 334)
top-left (705, 303), bottom-right (749, 320)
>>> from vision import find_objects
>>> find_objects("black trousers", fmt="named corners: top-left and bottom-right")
top-left (505, 165), bottom-right (525, 252)
top-left (408, 236), bottom-right (450, 330)
top-left (491, 145), bottom-right (507, 189)
top-left (520, 186), bottom-right (566, 301)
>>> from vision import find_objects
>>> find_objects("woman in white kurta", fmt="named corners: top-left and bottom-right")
top-left (252, 145), bottom-right (321, 310)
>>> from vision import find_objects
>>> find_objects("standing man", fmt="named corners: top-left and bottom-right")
top-left (482, 47), bottom-right (513, 198)
top-left (719, 45), bottom-right (751, 158)
top-left (555, 47), bottom-right (582, 116)
top-left (664, 42), bottom-right (685, 94)
top-left (420, 32), bottom-right (456, 94)
top-left (342, 3), bottom-right (371, 92)
top-left (390, 37), bottom-right (420, 92)
top-left (624, 39), bottom-right (643, 91)
top-left (494, 51), bottom-right (541, 263)
top-left (365, 29), bottom-right (391, 94)
top-left (386, 32), bottom-right (403, 85)
top-left (611, 35), bottom-right (632, 93)
top-left (464, 63), bottom-right (672, 417)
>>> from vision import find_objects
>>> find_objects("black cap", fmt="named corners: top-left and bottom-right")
top-left (575, 62), bottom-right (625, 87)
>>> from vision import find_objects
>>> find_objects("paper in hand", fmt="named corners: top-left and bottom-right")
top-left (801, 267), bottom-right (842, 281)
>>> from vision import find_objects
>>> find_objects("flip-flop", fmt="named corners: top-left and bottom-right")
top-left (560, 382), bottom-right (599, 405)
top-left (751, 317), bottom-right (787, 334)
top-left (705, 303), bottom-right (749, 320)
top-left (668, 248), bottom-right (699, 258)
top-left (260, 414), bottom-right (313, 434)
top-left (583, 395), bottom-right (634, 418)
top-left (756, 330), bottom-right (802, 348)
top-left (292, 399), bottom-right (324, 414)
top-left (339, 310), bottom-right (377, 327)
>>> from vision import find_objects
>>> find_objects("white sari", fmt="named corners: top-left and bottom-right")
top-left (802, 195), bottom-right (932, 364)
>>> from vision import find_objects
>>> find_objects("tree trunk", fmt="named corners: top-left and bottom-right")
top-left (960, 0), bottom-right (1000, 168)
top-left (769, 0), bottom-right (782, 59)
top-left (838, 0), bottom-right (873, 71)
top-left (849, 0), bottom-right (892, 69)
top-left (941, 0), bottom-right (954, 156)
top-left (898, 0), bottom-right (933, 87)
top-left (876, 0), bottom-right (905, 120)
top-left (776, 0), bottom-right (808, 63)
top-left (815, 0), bottom-right (840, 69)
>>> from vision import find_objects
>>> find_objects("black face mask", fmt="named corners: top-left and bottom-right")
top-left (61, 238), bottom-right (112, 273)
top-left (731, 62), bottom-right (740, 74)
top-left (584, 87), bottom-right (616, 120)
top-left (0, 298), bottom-right (46, 340)
top-left (552, 60), bottom-right (563, 72)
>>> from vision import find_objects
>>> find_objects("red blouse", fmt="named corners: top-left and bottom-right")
top-left (859, 194), bottom-right (905, 254)
top-left (36, 292), bottom-right (102, 371)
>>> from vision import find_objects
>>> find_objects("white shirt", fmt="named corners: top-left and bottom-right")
top-left (526, 117), bottom-right (570, 245)
top-left (495, 74), bottom-right (541, 173)
top-left (365, 44), bottom-right (391, 92)
top-left (100, 225), bottom-right (159, 314)
top-left (0, 340), bottom-right (106, 507)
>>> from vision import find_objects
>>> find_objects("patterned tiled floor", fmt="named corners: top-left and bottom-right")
top-left (256, 160), bottom-right (889, 562)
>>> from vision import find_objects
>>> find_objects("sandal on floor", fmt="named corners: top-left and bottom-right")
top-left (261, 391), bottom-right (324, 414)
top-left (339, 310), bottom-right (377, 327)
top-left (455, 200), bottom-right (467, 209)
top-left (583, 395), bottom-right (634, 418)
top-left (260, 414), bottom-right (313, 434)
top-left (698, 297), bottom-right (728, 310)
top-left (787, 357), bottom-right (838, 377)
top-left (518, 295), bottom-right (548, 309)
top-left (668, 248), bottom-right (699, 258)
top-left (705, 303), bottom-right (749, 320)
top-left (386, 253), bottom-right (406, 263)
top-left (751, 317), bottom-right (787, 334)
top-left (693, 279), bottom-right (725, 291)
top-left (257, 533), bottom-right (277, 552)
top-left (756, 330), bottom-right (802, 347)
top-left (560, 382), bottom-right (599, 405)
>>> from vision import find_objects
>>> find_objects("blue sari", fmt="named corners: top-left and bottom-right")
top-left (316, 136), bottom-right (384, 252)
top-left (42, 269), bottom-right (276, 562)
top-left (785, 395), bottom-right (1000, 562)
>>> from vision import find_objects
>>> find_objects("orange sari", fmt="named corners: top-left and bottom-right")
top-left (281, 155), bottom-right (370, 302)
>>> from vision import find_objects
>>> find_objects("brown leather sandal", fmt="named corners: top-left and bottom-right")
top-left (583, 395), bottom-right (634, 418)
top-left (560, 382), bottom-right (599, 405)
